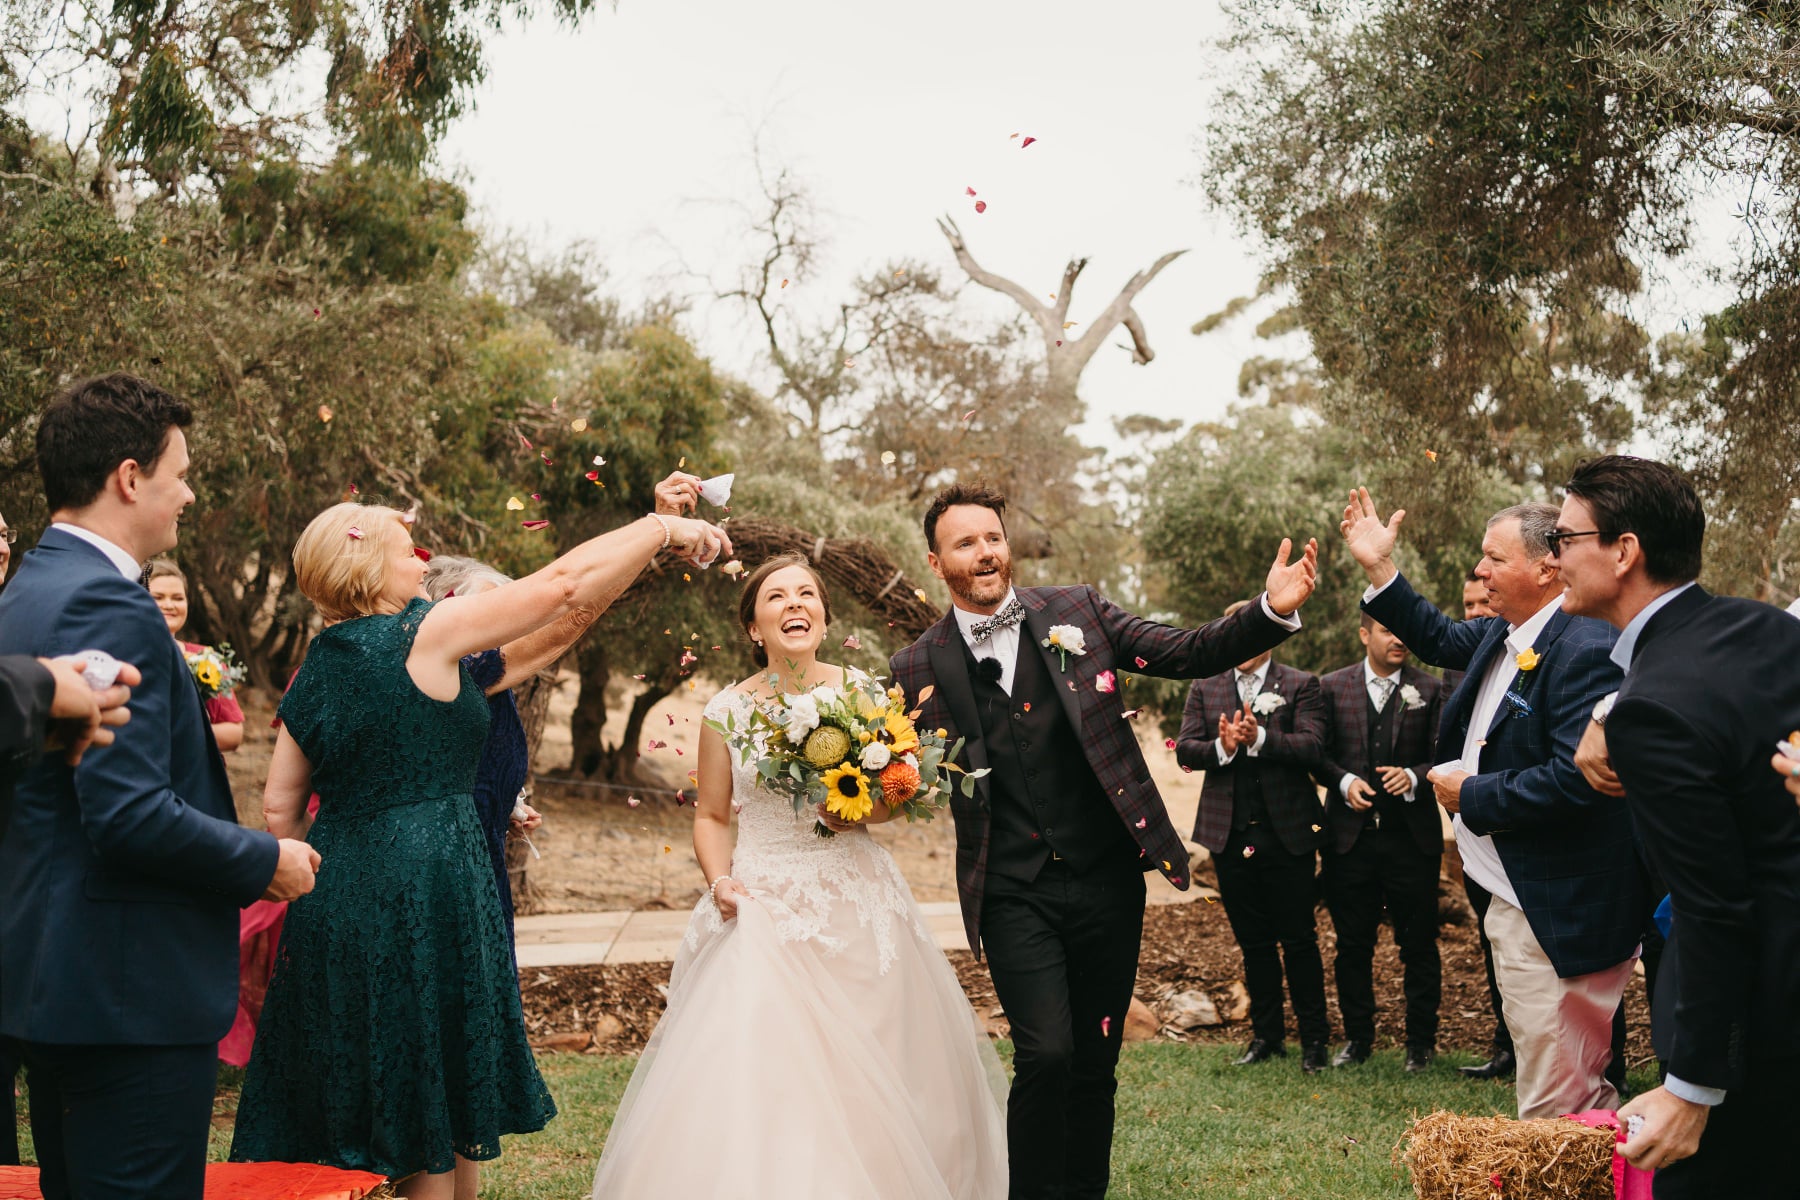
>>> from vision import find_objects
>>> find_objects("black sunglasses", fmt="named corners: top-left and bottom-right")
top-left (1545, 528), bottom-right (1611, 555)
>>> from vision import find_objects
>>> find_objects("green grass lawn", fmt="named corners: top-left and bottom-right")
top-left (12, 1046), bottom-right (1656, 1198)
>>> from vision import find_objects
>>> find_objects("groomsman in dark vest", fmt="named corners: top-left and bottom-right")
top-left (1316, 615), bottom-right (1445, 1070)
top-left (1175, 612), bottom-right (1331, 1073)
top-left (888, 484), bottom-right (1320, 1200)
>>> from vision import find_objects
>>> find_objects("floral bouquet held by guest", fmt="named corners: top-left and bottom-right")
top-left (183, 642), bottom-right (246, 701)
top-left (708, 670), bottom-right (987, 836)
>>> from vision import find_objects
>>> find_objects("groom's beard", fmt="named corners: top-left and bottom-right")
top-left (943, 555), bottom-right (1013, 610)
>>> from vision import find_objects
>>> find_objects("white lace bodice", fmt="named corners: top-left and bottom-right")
top-left (685, 689), bottom-right (931, 973)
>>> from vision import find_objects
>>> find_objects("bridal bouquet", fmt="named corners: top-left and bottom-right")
top-left (184, 642), bottom-right (246, 701)
top-left (707, 670), bottom-right (987, 836)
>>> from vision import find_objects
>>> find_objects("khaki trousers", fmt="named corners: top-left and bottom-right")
top-left (1484, 895), bottom-right (1636, 1119)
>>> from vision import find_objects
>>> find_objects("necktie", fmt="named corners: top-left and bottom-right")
top-left (1237, 672), bottom-right (1259, 708)
top-left (1371, 676), bottom-right (1396, 712)
top-left (970, 598), bottom-right (1025, 643)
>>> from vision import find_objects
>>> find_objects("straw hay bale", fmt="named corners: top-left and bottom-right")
top-left (1396, 1110), bottom-right (1615, 1200)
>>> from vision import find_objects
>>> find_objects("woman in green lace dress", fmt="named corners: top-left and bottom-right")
top-left (230, 499), bottom-right (730, 1199)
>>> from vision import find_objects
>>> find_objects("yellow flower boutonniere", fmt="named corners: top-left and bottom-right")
top-left (1515, 647), bottom-right (1541, 672)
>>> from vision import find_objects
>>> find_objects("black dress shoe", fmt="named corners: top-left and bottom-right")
top-left (1234, 1038), bottom-right (1286, 1065)
top-left (1405, 1044), bottom-right (1436, 1073)
top-left (1331, 1040), bottom-right (1373, 1068)
top-left (1301, 1042), bottom-right (1329, 1075)
top-left (1458, 1049), bottom-right (1516, 1079)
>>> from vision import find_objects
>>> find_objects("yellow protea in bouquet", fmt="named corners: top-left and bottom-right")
top-left (183, 643), bottom-right (246, 701)
top-left (706, 667), bottom-right (987, 837)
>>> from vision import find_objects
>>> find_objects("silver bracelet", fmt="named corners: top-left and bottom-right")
top-left (708, 874), bottom-right (734, 897)
top-left (647, 512), bottom-right (673, 552)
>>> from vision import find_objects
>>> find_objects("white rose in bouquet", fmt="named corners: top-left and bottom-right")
top-left (783, 694), bottom-right (821, 744)
top-left (860, 742), bottom-right (892, 771)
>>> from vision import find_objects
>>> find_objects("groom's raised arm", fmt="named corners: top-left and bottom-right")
top-left (1095, 591), bottom-right (1295, 682)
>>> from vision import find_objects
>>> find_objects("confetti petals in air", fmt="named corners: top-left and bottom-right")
top-left (522, 519), bottom-right (551, 531)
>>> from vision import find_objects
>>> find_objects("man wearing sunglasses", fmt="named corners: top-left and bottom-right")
top-left (1340, 490), bottom-right (1644, 1119)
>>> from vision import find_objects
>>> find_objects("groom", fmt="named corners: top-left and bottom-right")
top-left (886, 481), bottom-right (1318, 1199)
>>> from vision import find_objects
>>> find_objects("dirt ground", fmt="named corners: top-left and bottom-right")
top-left (227, 673), bottom-right (1654, 1060)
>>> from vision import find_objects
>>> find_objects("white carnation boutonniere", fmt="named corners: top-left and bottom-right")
top-left (1042, 624), bottom-right (1087, 672)
top-left (1251, 691), bottom-right (1286, 717)
top-left (1398, 684), bottom-right (1425, 711)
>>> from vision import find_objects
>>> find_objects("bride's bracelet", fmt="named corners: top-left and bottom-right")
top-left (708, 874), bottom-right (734, 898)
top-left (647, 512), bottom-right (673, 552)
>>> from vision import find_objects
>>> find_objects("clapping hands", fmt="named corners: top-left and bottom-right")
top-left (1217, 705), bottom-right (1259, 756)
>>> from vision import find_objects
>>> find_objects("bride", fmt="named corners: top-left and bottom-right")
top-left (591, 553), bottom-right (1008, 1198)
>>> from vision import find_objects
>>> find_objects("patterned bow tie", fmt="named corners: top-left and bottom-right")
top-left (969, 598), bottom-right (1025, 643)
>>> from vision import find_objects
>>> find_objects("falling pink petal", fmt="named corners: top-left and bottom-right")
top-left (519, 434), bottom-right (532, 450)
top-left (1134, 817), bottom-right (1147, 829)
top-left (627, 796), bottom-right (641, 808)
top-left (1021, 136), bottom-right (1037, 148)
top-left (530, 492), bottom-right (542, 501)
top-left (522, 519), bottom-right (551, 531)
top-left (1100, 1016), bottom-right (1112, 1037)
top-left (974, 200), bottom-right (987, 213)
top-left (1134, 657), bottom-right (1148, 668)
top-left (1242, 845), bottom-right (1256, 859)
top-left (346, 527), bottom-right (364, 540)
top-left (413, 547), bottom-right (432, 563)
top-left (632, 674), bottom-right (646, 681)
top-left (1096, 670), bottom-right (1116, 694)
top-left (1121, 708), bottom-right (1142, 720)
top-left (667, 714), bottom-right (674, 725)
top-left (842, 636), bottom-right (863, 650)
top-left (1164, 738), bottom-right (1176, 750)
top-left (965, 186), bottom-right (977, 196)
top-left (648, 739), bottom-right (667, 750)
top-left (586, 471), bottom-right (600, 481)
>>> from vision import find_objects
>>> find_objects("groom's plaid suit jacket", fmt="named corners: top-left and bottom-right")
top-left (891, 585), bottom-right (1296, 957)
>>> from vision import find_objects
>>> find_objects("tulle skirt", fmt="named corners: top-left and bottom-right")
top-left (591, 887), bottom-right (1008, 1198)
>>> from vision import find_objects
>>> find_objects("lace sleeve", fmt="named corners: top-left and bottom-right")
top-left (463, 648), bottom-right (506, 692)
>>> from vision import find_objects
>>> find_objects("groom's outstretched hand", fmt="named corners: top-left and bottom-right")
top-left (1264, 537), bottom-right (1320, 616)
top-left (1340, 488), bottom-right (1405, 589)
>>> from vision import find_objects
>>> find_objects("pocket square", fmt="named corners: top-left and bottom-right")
top-left (1503, 688), bottom-right (1534, 718)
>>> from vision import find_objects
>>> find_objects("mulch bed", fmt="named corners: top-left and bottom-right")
top-left (519, 895), bottom-right (1653, 1062)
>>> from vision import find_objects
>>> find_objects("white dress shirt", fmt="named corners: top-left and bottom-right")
top-left (955, 588), bottom-right (1024, 694)
top-left (1214, 657), bottom-right (1271, 764)
top-left (51, 522), bottom-right (141, 581)
top-left (1337, 660), bottom-right (1418, 801)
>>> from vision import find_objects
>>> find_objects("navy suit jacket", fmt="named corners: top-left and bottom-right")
top-left (0, 528), bottom-right (277, 1045)
top-left (1365, 574), bottom-right (1646, 978)
top-left (1607, 587), bottom-right (1800, 1090)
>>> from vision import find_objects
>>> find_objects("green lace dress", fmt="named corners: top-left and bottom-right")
top-left (230, 599), bottom-right (556, 1176)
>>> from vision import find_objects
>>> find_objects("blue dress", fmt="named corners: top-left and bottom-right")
top-left (464, 648), bottom-right (529, 951)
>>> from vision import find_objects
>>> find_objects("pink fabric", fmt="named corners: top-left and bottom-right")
top-left (218, 795), bottom-right (319, 1067)
top-left (1563, 1108), bottom-right (1655, 1199)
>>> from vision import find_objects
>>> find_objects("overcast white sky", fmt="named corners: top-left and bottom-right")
top-left (441, 0), bottom-right (1279, 449)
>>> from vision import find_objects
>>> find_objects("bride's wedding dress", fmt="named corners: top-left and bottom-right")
top-left (590, 689), bottom-right (1009, 1198)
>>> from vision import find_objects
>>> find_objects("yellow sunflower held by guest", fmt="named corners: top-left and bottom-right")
top-left (822, 763), bottom-right (875, 823)
top-left (193, 658), bottom-right (223, 691)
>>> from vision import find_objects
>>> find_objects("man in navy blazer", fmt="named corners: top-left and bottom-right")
top-left (1340, 490), bottom-right (1645, 1120)
top-left (1554, 456), bottom-right (1800, 1197)
top-left (0, 374), bottom-right (319, 1200)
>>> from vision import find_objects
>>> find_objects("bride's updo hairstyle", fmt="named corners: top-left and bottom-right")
top-left (292, 502), bottom-right (411, 623)
top-left (737, 553), bottom-right (833, 668)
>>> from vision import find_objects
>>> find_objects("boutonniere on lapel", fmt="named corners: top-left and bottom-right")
top-left (1398, 684), bottom-right (1425, 711)
top-left (1251, 691), bottom-right (1286, 716)
top-left (1042, 624), bottom-right (1087, 672)
top-left (1504, 646), bottom-right (1541, 717)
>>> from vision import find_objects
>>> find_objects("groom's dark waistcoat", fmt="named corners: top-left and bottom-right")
top-left (962, 634), bottom-right (1136, 883)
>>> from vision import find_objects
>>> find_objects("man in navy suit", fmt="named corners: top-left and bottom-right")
top-left (1340, 490), bottom-right (1645, 1119)
top-left (0, 374), bottom-right (320, 1199)
top-left (1553, 456), bottom-right (1800, 1197)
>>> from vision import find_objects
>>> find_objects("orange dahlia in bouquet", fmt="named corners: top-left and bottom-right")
top-left (705, 668), bottom-right (986, 836)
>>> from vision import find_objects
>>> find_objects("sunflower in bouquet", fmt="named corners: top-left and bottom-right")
top-left (183, 642), bottom-right (247, 701)
top-left (707, 669), bottom-right (987, 836)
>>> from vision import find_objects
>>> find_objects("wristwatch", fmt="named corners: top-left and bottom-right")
top-left (1591, 693), bottom-right (1618, 727)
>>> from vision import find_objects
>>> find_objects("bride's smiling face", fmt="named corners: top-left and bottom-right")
top-left (750, 565), bottom-right (828, 661)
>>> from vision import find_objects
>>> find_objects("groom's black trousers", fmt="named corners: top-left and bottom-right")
top-left (982, 857), bottom-right (1146, 1200)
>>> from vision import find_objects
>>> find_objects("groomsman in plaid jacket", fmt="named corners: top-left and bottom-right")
top-left (1315, 615), bottom-right (1446, 1072)
top-left (1175, 614), bottom-right (1332, 1074)
top-left (889, 483), bottom-right (1319, 1200)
